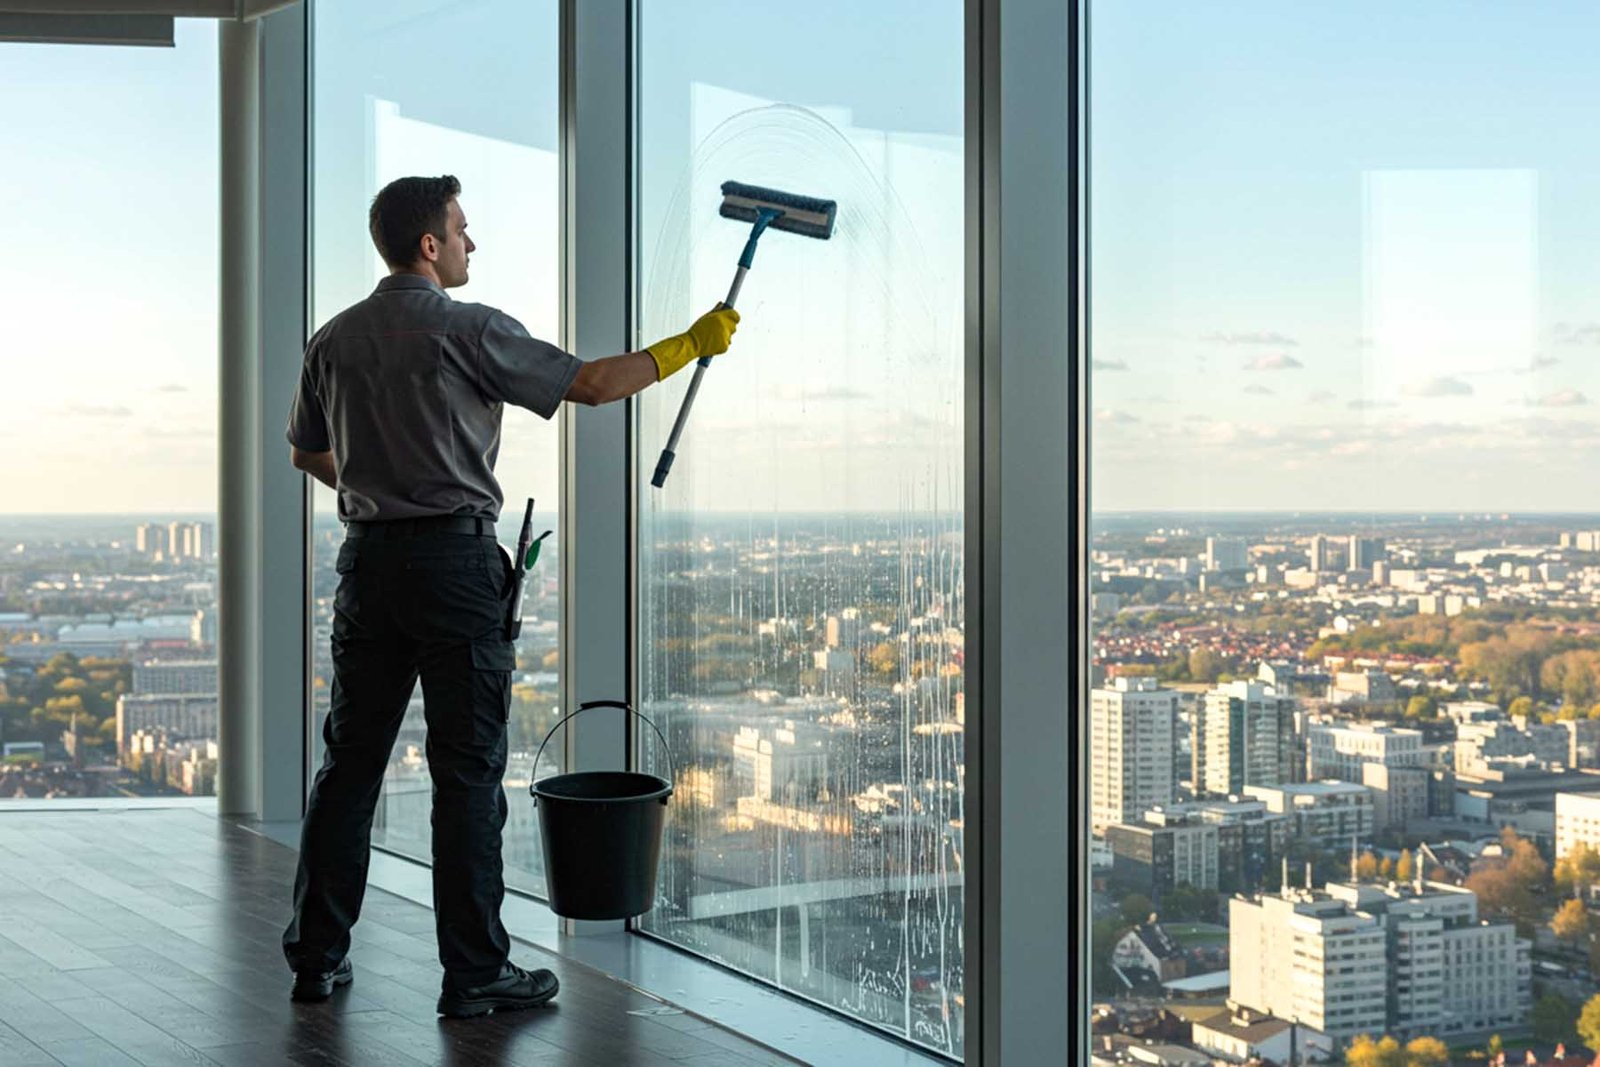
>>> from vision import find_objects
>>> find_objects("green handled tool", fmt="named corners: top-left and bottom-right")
top-left (507, 497), bottom-right (552, 640)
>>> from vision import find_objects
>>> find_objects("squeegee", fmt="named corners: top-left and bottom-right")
top-left (650, 180), bottom-right (837, 488)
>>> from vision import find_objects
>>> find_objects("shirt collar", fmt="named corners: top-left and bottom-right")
top-left (374, 272), bottom-right (446, 296)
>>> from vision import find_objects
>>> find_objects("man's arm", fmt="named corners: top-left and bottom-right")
top-left (564, 351), bottom-right (660, 406)
top-left (563, 307), bottom-right (741, 407)
top-left (290, 447), bottom-right (338, 490)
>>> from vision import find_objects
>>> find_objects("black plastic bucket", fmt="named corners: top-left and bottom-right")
top-left (529, 700), bottom-right (674, 921)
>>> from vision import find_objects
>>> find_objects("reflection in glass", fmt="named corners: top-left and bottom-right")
top-left (636, 2), bottom-right (965, 1055)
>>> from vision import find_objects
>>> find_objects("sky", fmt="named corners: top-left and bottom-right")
top-left (1090, 1), bottom-right (1600, 512)
top-left (7, 3), bottom-right (1600, 515)
top-left (1, 21), bottom-right (218, 514)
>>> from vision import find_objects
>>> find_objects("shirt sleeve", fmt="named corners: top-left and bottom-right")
top-left (286, 355), bottom-right (331, 452)
top-left (477, 310), bottom-right (583, 419)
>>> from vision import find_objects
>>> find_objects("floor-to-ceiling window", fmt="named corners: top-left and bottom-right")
top-left (309, 0), bottom-right (562, 895)
top-left (1089, 4), bottom-right (1600, 1060)
top-left (0, 22), bottom-right (220, 803)
top-left (634, 2), bottom-right (966, 1056)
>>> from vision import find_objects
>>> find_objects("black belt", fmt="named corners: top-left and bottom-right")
top-left (346, 515), bottom-right (496, 539)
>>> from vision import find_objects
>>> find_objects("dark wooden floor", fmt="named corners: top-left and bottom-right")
top-left (0, 809), bottom-right (800, 1066)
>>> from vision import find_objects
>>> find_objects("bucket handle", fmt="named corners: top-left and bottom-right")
top-left (529, 699), bottom-right (676, 802)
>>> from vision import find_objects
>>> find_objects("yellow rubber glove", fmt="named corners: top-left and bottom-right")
top-left (646, 306), bottom-right (741, 381)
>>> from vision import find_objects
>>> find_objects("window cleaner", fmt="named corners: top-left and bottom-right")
top-left (650, 181), bottom-right (838, 488)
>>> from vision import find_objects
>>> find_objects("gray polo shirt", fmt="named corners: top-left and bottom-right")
top-left (287, 274), bottom-right (581, 522)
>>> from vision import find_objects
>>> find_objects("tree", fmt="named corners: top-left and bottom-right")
top-left (1508, 695), bottom-right (1535, 719)
top-left (1188, 648), bottom-right (1223, 683)
top-left (1119, 893), bottom-right (1153, 926)
top-left (1404, 694), bottom-right (1437, 720)
top-left (1402, 1037), bottom-right (1449, 1067)
top-left (1555, 844), bottom-right (1600, 897)
top-left (1486, 1034), bottom-right (1504, 1059)
top-left (1346, 1034), bottom-right (1404, 1067)
top-left (1553, 898), bottom-right (1591, 944)
top-left (868, 641), bottom-right (900, 676)
top-left (1531, 992), bottom-right (1578, 1044)
top-left (1578, 994), bottom-right (1600, 1054)
top-left (1379, 856), bottom-right (1395, 881)
top-left (1396, 848), bottom-right (1415, 883)
top-left (1356, 851), bottom-right (1380, 881)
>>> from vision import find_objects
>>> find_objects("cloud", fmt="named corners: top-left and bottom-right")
top-left (1348, 398), bottom-right (1399, 410)
top-left (64, 404), bottom-right (133, 418)
top-left (1204, 331), bottom-right (1299, 346)
top-left (157, 384), bottom-right (188, 393)
top-left (1243, 384), bottom-right (1275, 396)
top-left (1554, 322), bottom-right (1600, 345)
top-left (1401, 376), bottom-right (1473, 398)
top-left (1532, 356), bottom-right (1559, 369)
top-left (773, 384), bottom-right (872, 403)
top-left (1532, 388), bottom-right (1589, 408)
top-left (1308, 389), bottom-right (1336, 404)
top-left (1244, 353), bottom-right (1304, 371)
top-left (140, 426), bottom-right (214, 440)
top-left (1094, 408), bottom-right (1140, 425)
top-left (1092, 358), bottom-right (1129, 371)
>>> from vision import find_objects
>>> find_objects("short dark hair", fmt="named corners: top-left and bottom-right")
top-left (368, 175), bottom-right (461, 268)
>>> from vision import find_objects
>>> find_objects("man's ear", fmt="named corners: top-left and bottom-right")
top-left (419, 233), bottom-right (438, 262)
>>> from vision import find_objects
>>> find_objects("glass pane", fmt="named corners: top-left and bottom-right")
top-left (635, 2), bottom-right (965, 1056)
top-left (309, 1), bottom-right (562, 895)
top-left (0, 24), bottom-right (219, 803)
top-left (1090, 3), bottom-right (1594, 1056)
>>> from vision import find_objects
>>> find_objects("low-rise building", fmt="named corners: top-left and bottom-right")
top-left (1106, 811), bottom-right (1220, 901)
top-left (1244, 781), bottom-right (1375, 849)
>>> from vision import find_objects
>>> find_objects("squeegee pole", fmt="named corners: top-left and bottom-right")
top-left (651, 212), bottom-right (777, 488)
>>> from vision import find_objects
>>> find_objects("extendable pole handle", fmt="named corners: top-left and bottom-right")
top-left (650, 267), bottom-right (747, 488)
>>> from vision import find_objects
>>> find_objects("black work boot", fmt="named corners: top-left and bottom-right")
top-left (437, 962), bottom-right (560, 1018)
top-left (290, 957), bottom-right (353, 1002)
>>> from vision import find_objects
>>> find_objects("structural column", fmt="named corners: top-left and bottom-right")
top-left (256, 1), bottom-right (309, 822)
top-left (966, 0), bottom-right (1078, 1061)
top-left (218, 16), bottom-right (262, 817)
top-left (560, 0), bottom-right (632, 934)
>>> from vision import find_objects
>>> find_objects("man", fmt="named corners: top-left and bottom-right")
top-left (281, 175), bottom-right (737, 1018)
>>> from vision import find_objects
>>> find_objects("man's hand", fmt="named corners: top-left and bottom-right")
top-left (644, 306), bottom-right (741, 381)
top-left (290, 447), bottom-right (338, 490)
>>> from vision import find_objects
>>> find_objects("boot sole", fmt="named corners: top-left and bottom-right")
top-left (437, 980), bottom-right (560, 1019)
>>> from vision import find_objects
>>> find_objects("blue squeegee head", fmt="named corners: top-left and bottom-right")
top-left (719, 181), bottom-right (837, 240)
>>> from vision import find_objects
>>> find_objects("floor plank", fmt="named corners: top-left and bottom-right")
top-left (0, 808), bottom-right (802, 1067)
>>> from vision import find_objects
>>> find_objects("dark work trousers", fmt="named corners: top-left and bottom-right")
top-left (282, 525), bottom-right (517, 986)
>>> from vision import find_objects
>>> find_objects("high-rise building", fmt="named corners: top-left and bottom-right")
top-left (135, 522), bottom-right (166, 557)
top-left (1194, 680), bottom-right (1296, 796)
top-left (1204, 536), bottom-right (1248, 572)
top-left (1230, 884), bottom-right (1389, 1041)
top-left (1308, 534), bottom-right (1335, 572)
top-left (1347, 536), bottom-right (1385, 571)
top-left (1231, 879), bottom-right (1528, 1041)
top-left (1091, 676), bottom-right (1178, 832)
